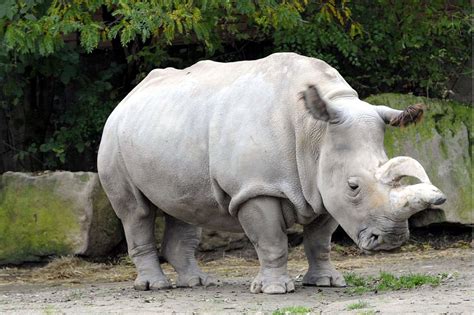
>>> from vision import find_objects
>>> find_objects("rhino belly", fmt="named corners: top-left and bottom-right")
top-left (116, 92), bottom-right (243, 232)
top-left (121, 139), bottom-right (243, 232)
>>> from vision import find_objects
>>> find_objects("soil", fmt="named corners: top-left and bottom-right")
top-left (0, 246), bottom-right (472, 314)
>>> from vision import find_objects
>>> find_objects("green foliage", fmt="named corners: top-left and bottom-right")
top-left (346, 300), bottom-right (370, 310)
top-left (274, 0), bottom-right (472, 97)
top-left (274, 1), bottom-right (362, 66)
top-left (34, 64), bottom-right (124, 168)
top-left (0, 1), bottom-right (470, 170)
top-left (1, 0), bottom-right (328, 169)
top-left (344, 271), bottom-right (447, 295)
top-left (272, 306), bottom-right (312, 315)
top-left (1, 0), bottom-right (312, 56)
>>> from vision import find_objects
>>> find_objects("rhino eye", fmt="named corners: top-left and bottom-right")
top-left (348, 178), bottom-right (359, 190)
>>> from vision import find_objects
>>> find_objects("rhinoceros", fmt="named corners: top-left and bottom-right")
top-left (98, 53), bottom-right (446, 294)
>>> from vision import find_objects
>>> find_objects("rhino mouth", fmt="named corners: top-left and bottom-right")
top-left (358, 224), bottom-right (409, 252)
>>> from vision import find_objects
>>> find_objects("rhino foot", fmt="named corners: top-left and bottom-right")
top-left (250, 274), bottom-right (295, 294)
top-left (176, 272), bottom-right (217, 288)
top-left (302, 267), bottom-right (346, 287)
top-left (134, 275), bottom-right (172, 291)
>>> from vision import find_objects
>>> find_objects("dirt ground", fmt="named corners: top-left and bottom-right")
top-left (0, 245), bottom-right (472, 314)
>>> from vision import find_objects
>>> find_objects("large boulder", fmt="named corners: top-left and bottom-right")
top-left (365, 94), bottom-right (472, 226)
top-left (155, 218), bottom-right (249, 252)
top-left (0, 171), bottom-right (123, 264)
top-left (199, 229), bottom-right (248, 252)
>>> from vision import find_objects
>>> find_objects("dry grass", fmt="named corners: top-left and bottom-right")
top-left (0, 255), bottom-right (260, 285)
top-left (202, 256), bottom-right (260, 277)
top-left (31, 256), bottom-right (135, 282)
top-left (0, 246), bottom-right (470, 286)
top-left (0, 256), bottom-right (136, 285)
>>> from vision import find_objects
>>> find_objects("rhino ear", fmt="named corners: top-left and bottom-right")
top-left (376, 104), bottom-right (425, 127)
top-left (301, 85), bottom-right (337, 122)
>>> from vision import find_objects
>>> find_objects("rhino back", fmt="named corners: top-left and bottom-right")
top-left (105, 53), bottom-right (356, 228)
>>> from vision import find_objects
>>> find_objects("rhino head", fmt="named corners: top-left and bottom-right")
top-left (302, 86), bottom-right (446, 252)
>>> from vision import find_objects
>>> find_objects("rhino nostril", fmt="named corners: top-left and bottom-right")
top-left (369, 233), bottom-right (379, 245)
top-left (433, 196), bottom-right (446, 205)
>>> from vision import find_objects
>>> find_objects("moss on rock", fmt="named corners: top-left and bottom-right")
top-left (0, 184), bottom-right (79, 264)
top-left (365, 94), bottom-right (472, 225)
top-left (0, 172), bottom-right (123, 264)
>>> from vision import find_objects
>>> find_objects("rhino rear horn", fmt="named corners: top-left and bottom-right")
top-left (376, 104), bottom-right (425, 127)
top-left (389, 104), bottom-right (425, 127)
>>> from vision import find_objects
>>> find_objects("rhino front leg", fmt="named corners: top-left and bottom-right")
top-left (238, 197), bottom-right (294, 294)
top-left (161, 214), bottom-right (217, 287)
top-left (302, 213), bottom-right (346, 287)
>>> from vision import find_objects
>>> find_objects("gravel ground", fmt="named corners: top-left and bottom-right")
top-left (0, 247), bottom-right (472, 314)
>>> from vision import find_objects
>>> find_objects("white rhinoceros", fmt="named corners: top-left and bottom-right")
top-left (98, 53), bottom-right (445, 294)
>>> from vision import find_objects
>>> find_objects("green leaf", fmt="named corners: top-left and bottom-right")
top-left (0, 0), bottom-right (17, 19)
top-left (75, 142), bottom-right (85, 153)
top-left (24, 13), bottom-right (36, 21)
top-left (59, 64), bottom-right (77, 85)
top-left (80, 23), bottom-right (101, 53)
top-left (39, 143), bottom-right (50, 153)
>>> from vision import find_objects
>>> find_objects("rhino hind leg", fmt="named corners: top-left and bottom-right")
top-left (99, 161), bottom-right (171, 291)
top-left (115, 192), bottom-right (171, 291)
top-left (161, 214), bottom-right (217, 287)
top-left (302, 214), bottom-right (346, 287)
top-left (238, 196), bottom-right (295, 294)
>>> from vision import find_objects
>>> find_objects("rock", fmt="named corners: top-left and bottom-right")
top-left (197, 224), bottom-right (303, 252)
top-left (449, 58), bottom-right (472, 106)
top-left (0, 171), bottom-right (123, 264)
top-left (153, 216), bottom-right (249, 252)
top-left (365, 94), bottom-right (473, 226)
top-left (199, 229), bottom-right (248, 251)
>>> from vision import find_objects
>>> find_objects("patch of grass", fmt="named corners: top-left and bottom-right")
top-left (377, 272), bottom-right (441, 291)
top-left (344, 273), bottom-right (372, 294)
top-left (43, 305), bottom-right (62, 315)
top-left (344, 271), bottom-right (447, 295)
top-left (272, 306), bottom-right (312, 315)
top-left (332, 244), bottom-right (346, 254)
top-left (357, 311), bottom-right (376, 315)
top-left (346, 300), bottom-right (370, 310)
top-left (331, 243), bottom-right (361, 256)
top-left (452, 240), bottom-right (472, 249)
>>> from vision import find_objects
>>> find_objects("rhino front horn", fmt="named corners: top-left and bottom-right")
top-left (389, 183), bottom-right (446, 219)
top-left (376, 156), bottom-right (446, 219)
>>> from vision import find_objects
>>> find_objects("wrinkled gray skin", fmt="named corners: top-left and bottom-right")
top-left (98, 53), bottom-right (446, 294)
